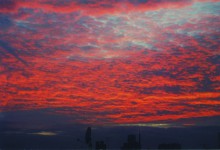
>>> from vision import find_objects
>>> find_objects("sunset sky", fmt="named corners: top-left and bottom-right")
top-left (0, 0), bottom-right (220, 129)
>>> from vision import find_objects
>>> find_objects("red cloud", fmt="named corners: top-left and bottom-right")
top-left (1, 0), bottom-right (220, 125)
top-left (0, 0), bottom-right (216, 15)
top-left (0, 0), bottom-right (18, 13)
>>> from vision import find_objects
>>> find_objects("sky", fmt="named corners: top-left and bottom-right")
top-left (0, 0), bottom-right (220, 130)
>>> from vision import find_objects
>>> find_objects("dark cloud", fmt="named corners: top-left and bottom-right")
top-left (0, 40), bottom-right (27, 65)
top-left (0, 15), bottom-right (13, 29)
top-left (0, 0), bottom-right (17, 12)
top-left (207, 55), bottom-right (220, 64)
top-left (197, 75), bottom-right (213, 92)
top-left (157, 110), bottom-right (182, 116)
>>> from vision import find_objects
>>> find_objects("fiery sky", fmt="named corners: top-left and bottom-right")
top-left (0, 0), bottom-right (220, 126)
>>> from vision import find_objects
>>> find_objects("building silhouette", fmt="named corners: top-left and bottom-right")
top-left (121, 134), bottom-right (141, 150)
top-left (218, 132), bottom-right (220, 148)
top-left (85, 127), bottom-right (92, 149)
top-left (95, 141), bottom-right (107, 150)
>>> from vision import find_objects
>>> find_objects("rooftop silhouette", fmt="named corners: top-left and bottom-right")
top-left (121, 134), bottom-right (141, 150)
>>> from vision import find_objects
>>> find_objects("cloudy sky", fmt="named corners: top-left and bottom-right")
top-left (0, 0), bottom-right (220, 128)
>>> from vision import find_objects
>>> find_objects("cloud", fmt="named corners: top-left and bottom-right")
top-left (0, 40), bottom-right (27, 65)
top-left (0, 0), bottom-right (17, 13)
top-left (0, 0), bottom-right (217, 16)
top-left (0, 0), bottom-right (219, 125)
top-left (0, 14), bottom-right (13, 29)
top-left (29, 131), bottom-right (57, 136)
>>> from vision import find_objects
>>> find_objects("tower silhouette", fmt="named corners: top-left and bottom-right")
top-left (85, 127), bottom-right (92, 149)
top-left (121, 134), bottom-right (141, 150)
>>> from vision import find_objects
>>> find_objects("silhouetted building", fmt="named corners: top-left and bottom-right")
top-left (96, 141), bottom-right (106, 150)
top-left (85, 127), bottom-right (92, 148)
top-left (158, 143), bottom-right (181, 149)
top-left (218, 132), bottom-right (220, 148)
top-left (121, 134), bottom-right (141, 150)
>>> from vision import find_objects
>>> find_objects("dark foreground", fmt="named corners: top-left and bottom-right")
top-left (1, 125), bottom-right (220, 149)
